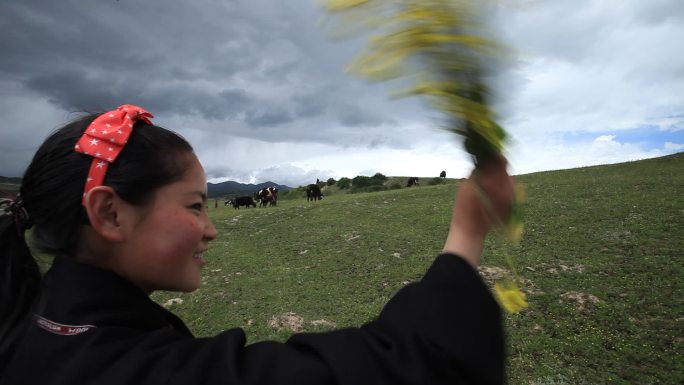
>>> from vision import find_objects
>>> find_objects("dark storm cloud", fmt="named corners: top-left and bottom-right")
top-left (246, 106), bottom-right (293, 127)
top-left (632, 0), bottom-right (684, 25)
top-left (1, 1), bottom-right (254, 111)
top-left (21, 69), bottom-right (257, 121)
top-left (337, 103), bottom-right (388, 127)
top-left (0, 0), bottom-right (398, 151)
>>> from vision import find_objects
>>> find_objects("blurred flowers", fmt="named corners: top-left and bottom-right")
top-left (494, 280), bottom-right (528, 314)
top-left (323, 0), bottom-right (506, 165)
top-left (323, 0), bottom-right (528, 313)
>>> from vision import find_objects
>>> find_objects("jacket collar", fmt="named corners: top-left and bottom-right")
top-left (35, 257), bottom-right (193, 336)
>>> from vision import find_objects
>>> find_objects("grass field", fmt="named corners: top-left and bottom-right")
top-left (7, 150), bottom-right (679, 383)
top-left (150, 153), bottom-right (678, 383)
top-left (12, 153), bottom-right (684, 385)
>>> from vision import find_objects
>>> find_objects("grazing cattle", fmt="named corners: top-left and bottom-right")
top-left (269, 187), bottom-right (279, 206)
top-left (440, 170), bottom-right (446, 178)
top-left (256, 186), bottom-right (278, 207)
top-left (306, 184), bottom-right (322, 201)
top-left (226, 196), bottom-right (256, 209)
top-left (407, 177), bottom-right (420, 187)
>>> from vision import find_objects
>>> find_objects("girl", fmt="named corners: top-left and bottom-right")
top-left (0, 105), bottom-right (514, 385)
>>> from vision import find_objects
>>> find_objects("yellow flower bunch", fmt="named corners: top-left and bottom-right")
top-left (323, 0), bottom-right (506, 165)
top-left (324, 0), bottom-right (528, 313)
top-left (494, 280), bottom-right (528, 314)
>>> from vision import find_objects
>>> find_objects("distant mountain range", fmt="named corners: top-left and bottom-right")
top-left (0, 176), bottom-right (291, 198)
top-left (0, 176), bottom-right (22, 184)
top-left (207, 180), bottom-right (291, 198)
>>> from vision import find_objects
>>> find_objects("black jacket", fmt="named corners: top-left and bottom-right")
top-left (0, 254), bottom-right (504, 385)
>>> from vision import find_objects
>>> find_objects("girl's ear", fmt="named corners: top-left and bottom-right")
top-left (83, 186), bottom-right (126, 242)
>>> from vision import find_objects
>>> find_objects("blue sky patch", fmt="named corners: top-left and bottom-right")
top-left (561, 125), bottom-right (684, 151)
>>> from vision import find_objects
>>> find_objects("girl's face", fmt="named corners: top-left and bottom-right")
top-left (115, 153), bottom-right (217, 293)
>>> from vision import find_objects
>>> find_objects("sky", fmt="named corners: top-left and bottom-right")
top-left (1, 0), bottom-right (682, 187)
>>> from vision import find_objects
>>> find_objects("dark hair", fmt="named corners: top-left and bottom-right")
top-left (0, 112), bottom-right (194, 348)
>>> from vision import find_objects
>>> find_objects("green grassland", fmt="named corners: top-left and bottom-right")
top-left (153, 153), bottom-right (683, 384)
top-left (0, 183), bottom-right (20, 194)
top-left (8, 152), bottom-right (674, 384)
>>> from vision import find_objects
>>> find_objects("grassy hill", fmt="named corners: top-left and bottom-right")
top-left (0, 176), bottom-right (21, 194)
top-left (278, 175), bottom-right (459, 200)
top-left (149, 152), bottom-right (682, 384)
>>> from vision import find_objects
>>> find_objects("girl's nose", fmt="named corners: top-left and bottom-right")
top-left (204, 216), bottom-right (218, 241)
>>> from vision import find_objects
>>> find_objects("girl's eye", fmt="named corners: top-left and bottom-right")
top-left (190, 203), bottom-right (203, 211)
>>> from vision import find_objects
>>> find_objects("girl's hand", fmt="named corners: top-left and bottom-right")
top-left (442, 157), bottom-right (515, 268)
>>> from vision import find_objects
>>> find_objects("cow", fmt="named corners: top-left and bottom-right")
top-left (306, 184), bottom-right (322, 201)
top-left (256, 186), bottom-right (278, 207)
top-left (225, 195), bottom-right (256, 209)
top-left (407, 177), bottom-right (420, 187)
top-left (267, 187), bottom-right (279, 206)
top-left (439, 170), bottom-right (446, 178)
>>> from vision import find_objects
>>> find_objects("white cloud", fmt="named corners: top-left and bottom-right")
top-left (653, 115), bottom-right (684, 132)
top-left (508, 135), bottom-right (674, 176)
top-left (495, 0), bottom-right (684, 143)
top-left (664, 142), bottom-right (684, 151)
top-left (204, 135), bottom-right (473, 187)
top-left (594, 135), bottom-right (617, 143)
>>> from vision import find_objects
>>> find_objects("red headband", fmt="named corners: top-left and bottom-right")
top-left (74, 104), bottom-right (153, 205)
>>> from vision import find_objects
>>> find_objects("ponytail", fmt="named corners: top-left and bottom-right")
top-left (0, 197), bottom-right (40, 354)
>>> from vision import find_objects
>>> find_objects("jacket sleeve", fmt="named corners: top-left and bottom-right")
top-left (286, 252), bottom-right (505, 385)
top-left (92, 253), bottom-right (504, 385)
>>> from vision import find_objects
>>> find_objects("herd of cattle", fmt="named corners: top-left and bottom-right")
top-left (225, 186), bottom-right (278, 209)
top-left (224, 173), bottom-right (445, 209)
top-left (226, 184), bottom-right (324, 209)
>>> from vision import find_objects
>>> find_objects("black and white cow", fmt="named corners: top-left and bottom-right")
top-left (255, 187), bottom-right (278, 207)
top-left (225, 196), bottom-right (256, 209)
top-left (306, 184), bottom-right (322, 201)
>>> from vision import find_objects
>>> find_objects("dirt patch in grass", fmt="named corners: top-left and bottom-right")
top-left (310, 319), bottom-right (337, 328)
top-left (560, 291), bottom-right (601, 312)
top-left (267, 313), bottom-right (338, 332)
top-left (558, 264), bottom-right (585, 273)
top-left (478, 266), bottom-right (540, 294)
top-left (162, 298), bottom-right (184, 308)
top-left (478, 266), bottom-right (508, 282)
top-left (344, 231), bottom-right (361, 241)
top-left (268, 312), bottom-right (304, 332)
